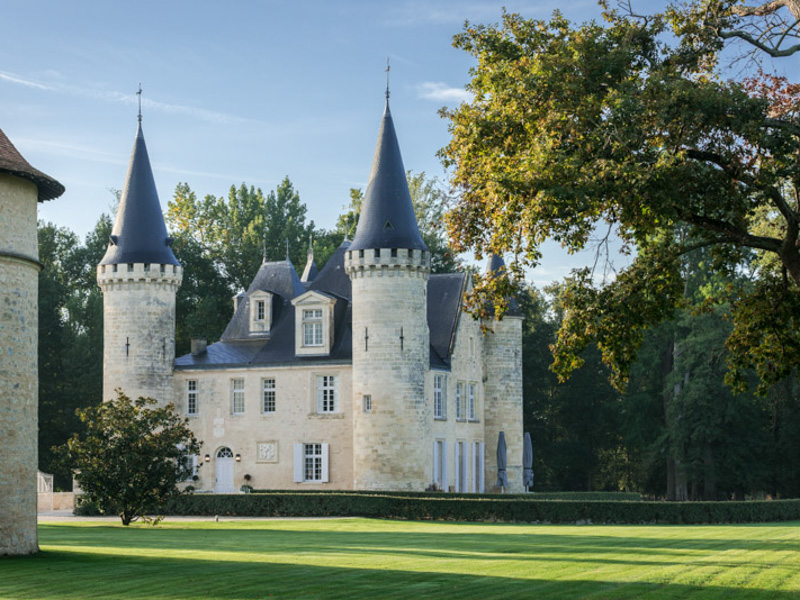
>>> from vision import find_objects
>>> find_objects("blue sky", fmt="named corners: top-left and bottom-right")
top-left (2, 0), bottom-right (660, 285)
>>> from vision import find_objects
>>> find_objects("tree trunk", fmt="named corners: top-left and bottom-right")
top-left (662, 335), bottom-right (677, 501)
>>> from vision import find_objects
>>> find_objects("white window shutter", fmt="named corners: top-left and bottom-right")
top-left (433, 441), bottom-right (440, 486)
top-left (470, 443), bottom-right (476, 493)
top-left (442, 441), bottom-right (448, 492)
top-left (479, 442), bottom-right (485, 493)
top-left (455, 443), bottom-right (461, 493)
top-left (321, 443), bottom-right (330, 483)
top-left (293, 443), bottom-right (304, 482)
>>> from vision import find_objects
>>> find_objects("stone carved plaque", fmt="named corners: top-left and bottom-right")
top-left (256, 441), bottom-right (278, 463)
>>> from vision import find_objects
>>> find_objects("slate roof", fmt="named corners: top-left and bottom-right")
top-left (175, 242), bottom-right (465, 371)
top-left (220, 259), bottom-right (306, 341)
top-left (100, 123), bottom-right (179, 266)
top-left (0, 127), bottom-right (64, 202)
top-left (349, 101), bottom-right (427, 252)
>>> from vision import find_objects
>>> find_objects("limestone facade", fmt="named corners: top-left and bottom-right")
top-left (97, 262), bottom-right (182, 403)
top-left (0, 175), bottom-right (41, 555)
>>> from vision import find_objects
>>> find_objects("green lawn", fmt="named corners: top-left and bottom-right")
top-left (1, 518), bottom-right (799, 599)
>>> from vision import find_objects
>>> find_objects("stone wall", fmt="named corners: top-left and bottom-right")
top-left (173, 365), bottom-right (354, 491)
top-left (0, 174), bottom-right (40, 555)
top-left (482, 316), bottom-right (525, 493)
top-left (347, 248), bottom-right (432, 490)
top-left (97, 263), bottom-right (181, 405)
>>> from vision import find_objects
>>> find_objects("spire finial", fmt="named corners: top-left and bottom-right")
top-left (385, 57), bottom-right (390, 102)
top-left (136, 83), bottom-right (142, 123)
top-left (285, 238), bottom-right (290, 261)
top-left (308, 233), bottom-right (314, 256)
top-left (262, 239), bottom-right (267, 264)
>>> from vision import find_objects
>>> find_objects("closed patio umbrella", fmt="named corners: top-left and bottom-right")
top-left (496, 431), bottom-right (508, 492)
top-left (523, 432), bottom-right (534, 492)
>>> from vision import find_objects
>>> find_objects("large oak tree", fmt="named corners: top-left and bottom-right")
top-left (441, 1), bottom-right (800, 392)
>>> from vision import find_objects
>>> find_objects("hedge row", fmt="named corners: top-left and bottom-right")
top-left (250, 489), bottom-right (642, 502)
top-left (158, 493), bottom-right (800, 524)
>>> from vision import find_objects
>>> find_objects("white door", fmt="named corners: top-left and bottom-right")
top-left (215, 447), bottom-right (235, 493)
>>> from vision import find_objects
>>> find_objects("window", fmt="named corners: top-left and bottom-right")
top-left (456, 382), bottom-right (465, 421)
top-left (144, 263), bottom-right (150, 272)
top-left (127, 263), bottom-right (134, 272)
top-left (468, 383), bottom-right (477, 421)
top-left (303, 309), bottom-right (323, 347)
top-left (363, 394), bottom-right (372, 413)
top-left (317, 375), bottom-right (338, 413)
top-left (469, 336), bottom-right (475, 358)
top-left (293, 443), bottom-right (329, 483)
top-left (256, 300), bottom-right (266, 321)
top-left (232, 378), bottom-right (245, 414)
top-left (187, 380), bottom-right (198, 416)
top-left (262, 378), bottom-right (275, 414)
top-left (433, 374), bottom-right (445, 419)
top-left (455, 441), bottom-right (468, 493)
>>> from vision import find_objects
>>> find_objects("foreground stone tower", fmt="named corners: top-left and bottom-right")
top-left (97, 119), bottom-right (181, 404)
top-left (482, 255), bottom-right (524, 492)
top-left (0, 127), bottom-right (64, 555)
top-left (345, 98), bottom-right (431, 490)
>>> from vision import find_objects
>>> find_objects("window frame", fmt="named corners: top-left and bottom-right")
top-left (232, 378), bottom-right (245, 415)
top-left (262, 377), bottom-right (276, 414)
top-left (468, 383), bottom-right (477, 421)
top-left (456, 381), bottom-right (465, 421)
top-left (303, 308), bottom-right (324, 347)
top-left (433, 374), bottom-right (445, 420)
top-left (187, 379), bottom-right (198, 416)
top-left (316, 375), bottom-right (338, 413)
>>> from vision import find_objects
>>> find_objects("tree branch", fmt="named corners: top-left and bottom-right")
top-left (719, 28), bottom-right (800, 56)
top-left (683, 213), bottom-right (783, 253)
top-left (732, 0), bottom-right (789, 17)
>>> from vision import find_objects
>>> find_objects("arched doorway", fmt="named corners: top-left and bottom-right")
top-left (215, 447), bottom-right (235, 493)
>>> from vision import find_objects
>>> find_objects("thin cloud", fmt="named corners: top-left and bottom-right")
top-left (0, 70), bottom-right (249, 125)
top-left (417, 82), bottom-right (473, 104)
top-left (0, 71), bottom-right (54, 90)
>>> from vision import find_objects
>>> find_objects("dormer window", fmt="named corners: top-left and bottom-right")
top-left (248, 290), bottom-right (273, 335)
top-left (291, 290), bottom-right (336, 356)
top-left (303, 309), bottom-right (323, 346)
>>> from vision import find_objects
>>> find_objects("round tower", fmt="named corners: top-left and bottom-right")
top-left (482, 255), bottom-right (524, 493)
top-left (0, 127), bottom-right (64, 555)
top-left (97, 119), bottom-right (181, 405)
top-left (345, 98), bottom-right (431, 490)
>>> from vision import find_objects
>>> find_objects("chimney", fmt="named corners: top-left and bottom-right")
top-left (191, 338), bottom-right (207, 355)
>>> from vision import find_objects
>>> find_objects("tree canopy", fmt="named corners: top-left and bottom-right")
top-left (55, 391), bottom-right (200, 526)
top-left (441, 1), bottom-right (800, 392)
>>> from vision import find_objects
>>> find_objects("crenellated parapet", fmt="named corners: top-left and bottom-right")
top-left (344, 247), bottom-right (430, 278)
top-left (97, 262), bottom-right (182, 292)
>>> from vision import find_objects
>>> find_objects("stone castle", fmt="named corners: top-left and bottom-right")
top-left (98, 97), bottom-right (524, 493)
top-left (0, 128), bottom-right (64, 555)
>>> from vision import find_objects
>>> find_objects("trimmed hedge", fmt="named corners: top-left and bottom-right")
top-left (158, 493), bottom-right (800, 524)
top-left (250, 489), bottom-right (642, 502)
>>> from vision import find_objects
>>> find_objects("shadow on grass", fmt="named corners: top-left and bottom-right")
top-left (1, 545), bottom-right (796, 600)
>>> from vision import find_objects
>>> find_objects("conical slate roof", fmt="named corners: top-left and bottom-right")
top-left (485, 253), bottom-right (522, 317)
top-left (0, 127), bottom-right (64, 201)
top-left (349, 101), bottom-right (427, 252)
top-left (100, 123), bottom-right (179, 265)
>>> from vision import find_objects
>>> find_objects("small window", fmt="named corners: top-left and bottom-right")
top-left (469, 337), bottom-right (475, 358)
top-left (127, 263), bottom-right (134, 272)
top-left (256, 300), bottom-right (266, 322)
top-left (262, 378), bottom-right (276, 414)
top-left (363, 394), bottom-right (372, 413)
top-left (468, 383), bottom-right (477, 421)
top-left (456, 382), bottom-right (465, 421)
top-left (187, 380), bottom-right (198, 416)
top-left (303, 309), bottom-right (323, 347)
top-left (317, 375), bottom-right (338, 413)
top-left (144, 263), bottom-right (150, 272)
top-left (304, 443), bottom-right (323, 482)
top-left (433, 374), bottom-right (445, 419)
top-left (112, 264), bottom-right (118, 273)
top-left (232, 378), bottom-right (245, 415)
top-left (160, 264), bottom-right (166, 273)
top-left (359, 249), bottom-right (365, 258)
top-left (391, 248), bottom-right (398, 257)
top-left (374, 249), bottom-right (380, 258)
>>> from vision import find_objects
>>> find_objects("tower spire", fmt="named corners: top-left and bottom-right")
top-left (385, 57), bottom-right (390, 102)
top-left (137, 83), bottom-right (142, 123)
